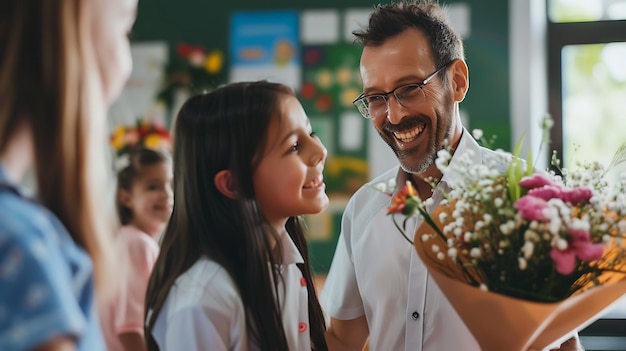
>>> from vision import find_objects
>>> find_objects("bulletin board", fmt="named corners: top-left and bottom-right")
top-left (299, 43), bottom-right (368, 273)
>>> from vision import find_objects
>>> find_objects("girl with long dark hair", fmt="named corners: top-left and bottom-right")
top-left (145, 81), bottom-right (329, 351)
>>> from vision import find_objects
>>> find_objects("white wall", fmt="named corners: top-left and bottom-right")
top-left (509, 0), bottom-right (549, 170)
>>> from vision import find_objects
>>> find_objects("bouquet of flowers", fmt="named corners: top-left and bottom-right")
top-left (110, 118), bottom-right (172, 170)
top-left (381, 121), bottom-right (626, 350)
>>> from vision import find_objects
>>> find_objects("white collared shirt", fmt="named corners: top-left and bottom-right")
top-left (321, 129), bottom-right (569, 351)
top-left (151, 232), bottom-right (311, 351)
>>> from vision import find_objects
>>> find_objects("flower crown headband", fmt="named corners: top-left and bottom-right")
top-left (110, 118), bottom-right (172, 171)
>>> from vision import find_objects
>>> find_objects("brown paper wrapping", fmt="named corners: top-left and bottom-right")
top-left (414, 205), bottom-right (626, 351)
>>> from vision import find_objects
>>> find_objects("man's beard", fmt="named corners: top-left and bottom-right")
top-left (397, 145), bottom-right (437, 173)
top-left (379, 115), bottom-right (443, 174)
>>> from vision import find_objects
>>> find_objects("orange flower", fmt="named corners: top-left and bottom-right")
top-left (387, 181), bottom-right (418, 215)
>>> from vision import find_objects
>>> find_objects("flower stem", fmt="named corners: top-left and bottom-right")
top-left (392, 214), bottom-right (414, 244)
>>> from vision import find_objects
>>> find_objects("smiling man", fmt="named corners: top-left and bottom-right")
top-left (320, 1), bottom-right (582, 350)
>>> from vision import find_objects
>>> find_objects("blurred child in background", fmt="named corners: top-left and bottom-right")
top-left (101, 124), bottom-right (173, 351)
top-left (145, 81), bottom-right (329, 351)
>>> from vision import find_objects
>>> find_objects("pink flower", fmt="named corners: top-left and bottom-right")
top-left (514, 195), bottom-right (549, 221)
top-left (561, 187), bottom-right (593, 205)
top-left (522, 173), bottom-right (593, 206)
top-left (550, 227), bottom-right (605, 275)
top-left (527, 186), bottom-right (563, 201)
top-left (519, 174), bottom-right (555, 189)
top-left (527, 186), bottom-right (592, 205)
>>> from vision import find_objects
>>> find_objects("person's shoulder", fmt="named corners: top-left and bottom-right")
top-left (119, 225), bottom-right (159, 252)
top-left (350, 166), bottom-right (398, 201)
top-left (165, 257), bottom-right (242, 316)
top-left (173, 257), bottom-right (238, 299)
top-left (118, 225), bottom-right (160, 271)
top-left (179, 257), bottom-right (233, 287)
top-left (367, 166), bottom-right (398, 186)
top-left (342, 166), bottom-right (398, 225)
top-left (0, 192), bottom-right (62, 247)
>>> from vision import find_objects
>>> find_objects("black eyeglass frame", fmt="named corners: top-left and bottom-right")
top-left (352, 62), bottom-right (453, 119)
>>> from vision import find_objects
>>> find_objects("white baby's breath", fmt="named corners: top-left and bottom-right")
top-left (472, 129), bottom-right (483, 140)
top-left (555, 238), bottom-right (568, 250)
top-left (448, 247), bottom-right (458, 258)
top-left (380, 127), bottom-right (626, 303)
top-left (518, 257), bottom-right (528, 270)
top-left (470, 247), bottom-right (481, 258)
top-left (521, 241), bottom-right (534, 260)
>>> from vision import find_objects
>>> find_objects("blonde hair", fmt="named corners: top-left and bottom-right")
top-left (0, 0), bottom-right (115, 293)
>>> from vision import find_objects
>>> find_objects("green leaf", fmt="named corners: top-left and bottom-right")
top-left (506, 132), bottom-right (526, 201)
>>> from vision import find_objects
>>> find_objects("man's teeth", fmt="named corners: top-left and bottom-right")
top-left (393, 125), bottom-right (424, 143)
top-left (305, 178), bottom-right (321, 188)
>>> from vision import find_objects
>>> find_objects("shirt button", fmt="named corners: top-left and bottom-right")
top-left (298, 322), bottom-right (308, 332)
top-left (300, 277), bottom-right (307, 286)
top-left (411, 311), bottom-right (420, 320)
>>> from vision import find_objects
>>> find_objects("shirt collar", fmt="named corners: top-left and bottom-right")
top-left (440, 128), bottom-right (482, 186)
top-left (278, 228), bottom-right (304, 266)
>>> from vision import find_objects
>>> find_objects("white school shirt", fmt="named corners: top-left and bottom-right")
top-left (150, 232), bottom-right (311, 351)
top-left (321, 129), bottom-right (569, 351)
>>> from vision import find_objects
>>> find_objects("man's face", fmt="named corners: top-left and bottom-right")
top-left (360, 28), bottom-right (465, 175)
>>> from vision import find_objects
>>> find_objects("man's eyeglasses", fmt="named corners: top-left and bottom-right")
top-left (352, 63), bottom-right (451, 119)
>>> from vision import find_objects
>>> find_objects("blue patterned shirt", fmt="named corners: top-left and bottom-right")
top-left (0, 164), bottom-right (105, 350)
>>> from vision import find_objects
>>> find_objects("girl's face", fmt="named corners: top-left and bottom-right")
top-left (90, 0), bottom-right (138, 105)
top-left (253, 95), bottom-right (329, 229)
top-left (120, 161), bottom-right (173, 237)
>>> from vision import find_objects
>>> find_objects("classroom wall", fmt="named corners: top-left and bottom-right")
top-left (130, 0), bottom-right (511, 273)
top-left (132, 0), bottom-right (511, 148)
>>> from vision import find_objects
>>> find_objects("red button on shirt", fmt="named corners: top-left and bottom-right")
top-left (300, 277), bottom-right (306, 286)
top-left (298, 322), bottom-right (307, 332)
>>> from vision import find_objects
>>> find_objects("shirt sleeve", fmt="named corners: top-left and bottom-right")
top-left (150, 264), bottom-right (251, 351)
top-left (114, 234), bottom-right (159, 335)
top-left (162, 306), bottom-right (231, 351)
top-left (155, 300), bottom-right (249, 351)
top-left (0, 219), bottom-right (86, 350)
top-left (321, 196), bottom-right (366, 320)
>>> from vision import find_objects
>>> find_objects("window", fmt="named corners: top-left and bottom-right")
top-left (547, 2), bottom-right (626, 349)
top-left (547, 1), bottom-right (626, 181)
top-left (549, 0), bottom-right (626, 22)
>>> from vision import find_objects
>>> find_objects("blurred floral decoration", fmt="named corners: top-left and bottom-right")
top-left (156, 42), bottom-right (225, 116)
top-left (110, 118), bottom-right (172, 171)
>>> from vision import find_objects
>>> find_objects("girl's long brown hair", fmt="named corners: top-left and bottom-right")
top-left (0, 0), bottom-right (115, 292)
top-left (145, 81), bottom-right (328, 350)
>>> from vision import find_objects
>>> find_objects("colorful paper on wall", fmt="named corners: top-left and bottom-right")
top-left (229, 11), bottom-right (301, 89)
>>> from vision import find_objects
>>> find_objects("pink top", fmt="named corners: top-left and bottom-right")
top-left (100, 225), bottom-right (159, 351)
